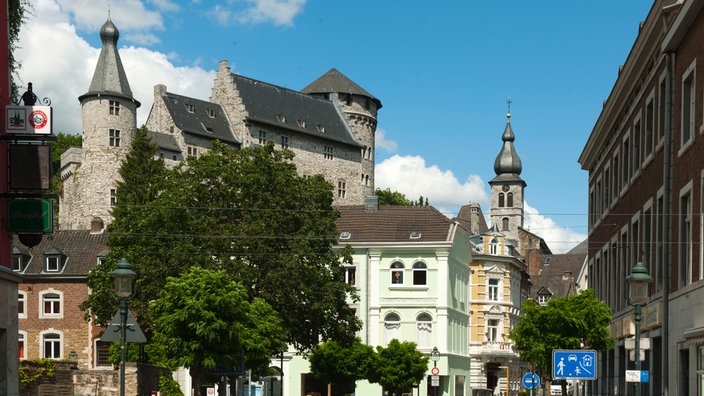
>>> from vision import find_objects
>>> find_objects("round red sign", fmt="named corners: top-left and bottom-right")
top-left (431, 367), bottom-right (440, 375)
top-left (29, 110), bottom-right (48, 129)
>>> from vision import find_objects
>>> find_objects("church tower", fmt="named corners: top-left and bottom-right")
top-left (59, 16), bottom-right (140, 230)
top-left (488, 112), bottom-right (525, 245)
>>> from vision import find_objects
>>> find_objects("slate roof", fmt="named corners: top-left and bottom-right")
top-left (301, 68), bottom-right (382, 109)
top-left (161, 92), bottom-right (239, 145)
top-left (146, 130), bottom-right (181, 153)
top-left (233, 74), bottom-right (363, 147)
top-left (13, 230), bottom-right (109, 278)
top-left (530, 253), bottom-right (586, 299)
top-left (335, 205), bottom-right (454, 243)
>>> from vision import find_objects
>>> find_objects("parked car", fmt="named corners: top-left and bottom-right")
top-left (550, 379), bottom-right (573, 395)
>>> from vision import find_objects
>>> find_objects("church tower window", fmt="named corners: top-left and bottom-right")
top-left (498, 193), bottom-right (505, 208)
top-left (502, 217), bottom-right (509, 231)
top-left (507, 192), bottom-right (514, 207)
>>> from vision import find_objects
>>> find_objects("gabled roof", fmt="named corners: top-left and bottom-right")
top-left (13, 230), bottom-right (109, 278)
top-left (160, 92), bottom-right (239, 145)
top-left (301, 68), bottom-right (382, 109)
top-left (233, 74), bottom-right (363, 147)
top-left (335, 205), bottom-right (454, 243)
top-left (146, 130), bottom-right (181, 153)
top-left (530, 253), bottom-right (586, 299)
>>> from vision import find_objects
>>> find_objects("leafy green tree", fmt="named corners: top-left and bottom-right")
top-left (367, 339), bottom-right (429, 396)
top-left (83, 141), bottom-right (360, 352)
top-left (150, 266), bottom-right (285, 396)
top-left (308, 338), bottom-right (375, 396)
top-left (510, 289), bottom-right (614, 382)
top-left (375, 188), bottom-right (413, 205)
top-left (9, 0), bottom-right (31, 100)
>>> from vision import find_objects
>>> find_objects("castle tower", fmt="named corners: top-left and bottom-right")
top-left (488, 113), bottom-right (525, 244)
top-left (301, 69), bottom-right (381, 198)
top-left (59, 16), bottom-right (140, 230)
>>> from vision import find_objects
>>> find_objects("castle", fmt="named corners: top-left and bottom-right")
top-left (59, 16), bottom-right (380, 231)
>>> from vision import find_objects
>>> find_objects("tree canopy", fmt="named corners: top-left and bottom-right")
top-left (308, 338), bottom-right (375, 395)
top-left (82, 140), bottom-right (361, 353)
top-left (509, 289), bottom-right (614, 378)
top-left (367, 340), bottom-right (429, 396)
top-left (150, 266), bottom-right (285, 396)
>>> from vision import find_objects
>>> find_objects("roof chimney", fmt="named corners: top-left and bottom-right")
top-left (365, 196), bottom-right (379, 212)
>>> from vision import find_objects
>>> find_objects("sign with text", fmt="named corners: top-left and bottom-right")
top-left (6, 106), bottom-right (52, 134)
top-left (8, 199), bottom-right (53, 233)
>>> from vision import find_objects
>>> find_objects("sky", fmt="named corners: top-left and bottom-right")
top-left (16, 0), bottom-right (653, 253)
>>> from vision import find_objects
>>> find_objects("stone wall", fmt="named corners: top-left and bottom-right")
top-left (21, 361), bottom-right (168, 396)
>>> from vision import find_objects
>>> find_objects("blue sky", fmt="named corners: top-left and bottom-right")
top-left (17, 0), bottom-right (653, 253)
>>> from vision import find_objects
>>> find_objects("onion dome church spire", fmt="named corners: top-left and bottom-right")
top-left (492, 113), bottom-right (523, 181)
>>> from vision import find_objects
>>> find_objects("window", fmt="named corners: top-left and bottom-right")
top-left (96, 341), bottom-right (111, 366)
top-left (416, 313), bottom-right (432, 347)
top-left (206, 108), bottom-right (215, 118)
top-left (185, 103), bottom-right (194, 113)
top-left (39, 289), bottom-right (62, 318)
top-left (12, 248), bottom-right (29, 272)
top-left (604, 166), bottom-right (611, 210)
top-left (344, 266), bottom-right (356, 286)
top-left (680, 186), bottom-right (692, 287)
top-left (391, 262), bottom-right (404, 285)
top-left (280, 136), bottom-right (289, 149)
top-left (502, 217), bottom-right (509, 231)
top-left (110, 188), bottom-right (117, 206)
top-left (507, 192), bottom-right (514, 207)
top-left (622, 137), bottom-right (630, 188)
top-left (18, 331), bottom-right (26, 359)
top-left (498, 193), bottom-right (505, 207)
top-left (324, 146), bottom-right (334, 160)
top-left (187, 146), bottom-right (198, 157)
top-left (645, 96), bottom-right (654, 157)
top-left (42, 332), bottom-right (61, 359)
top-left (681, 63), bottom-right (695, 150)
top-left (487, 319), bottom-right (500, 342)
top-left (488, 279), bottom-right (500, 301)
top-left (613, 152), bottom-right (620, 198)
top-left (384, 313), bottom-right (401, 345)
top-left (109, 100), bottom-right (120, 115)
top-left (258, 130), bottom-right (266, 145)
top-left (18, 291), bottom-right (26, 318)
top-left (659, 75), bottom-right (667, 143)
top-left (46, 256), bottom-right (60, 272)
top-left (412, 262), bottom-right (427, 285)
top-left (109, 129), bottom-right (120, 147)
top-left (337, 181), bottom-right (346, 199)
top-left (490, 237), bottom-right (499, 255)
top-left (633, 121), bottom-right (641, 176)
top-left (538, 294), bottom-right (550, 306)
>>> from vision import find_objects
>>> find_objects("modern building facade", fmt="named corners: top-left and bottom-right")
top-left (579, 1), bottom-right (704, 394)
top-left (60, 17), bottom-right (380, 231)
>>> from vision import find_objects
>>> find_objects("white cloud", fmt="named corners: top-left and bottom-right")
top-left (375, 128), bottom-right (397, 152)
top-left (56, 0), bottom-right (165, 32)
top-left (523, 203), bottom-right (587, 254)
top-left (238, 0), bottom-right (307, 26)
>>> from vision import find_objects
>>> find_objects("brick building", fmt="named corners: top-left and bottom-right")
top-left (579, 0), bottom-right (704, 394)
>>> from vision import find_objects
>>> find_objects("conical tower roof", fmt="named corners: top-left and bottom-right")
top-left (301, 68), bottom-right (381, 108)
top-left (78, 17), bottom-right (140, 106)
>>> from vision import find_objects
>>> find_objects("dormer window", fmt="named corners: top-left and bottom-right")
top-left (206, 108), bottom-right (215, 118)
top-left (277, 114), bottom-right (286, 123)
top-left (339, 231), bottom-right (351, 240)
top-left (44, 248), bottom-right (66, 273)
top-left (490, 237), bottom-right (499, 255)
top-left (12, 247), bottom-right (30, 272)
top-left (185, 103), bottom-right (195, 113)
top-left (410, 231), bottom-right (422, 239)
top-left (297, 119), bottom-right (306, 128)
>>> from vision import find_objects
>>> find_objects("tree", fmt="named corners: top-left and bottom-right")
top-left (509, 289), bottom-right (614, 384)
top-left (375, 188), bottom-right (413, 205)
top-left (149, 266), bottom-right (285, 396)
top-left (367, 340), bottom-right (429, 396)
top-left (308, 338), bottom-right (375, 396)
top-left (82, 141), bottom-right (361, 352)
top-left (9, 0), bottom-right (31, 100)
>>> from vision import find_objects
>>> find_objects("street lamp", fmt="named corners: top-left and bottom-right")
top-left (430, 347), bottom-right (440, 396)
top-left (111, 258), bottom-right (137, 396)
top-left (626, 261), bottom-right (652, 396)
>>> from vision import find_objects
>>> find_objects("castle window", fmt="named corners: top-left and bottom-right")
top-left (185, 103), bottom-right (195, 113)
top-left (507, 192), bottom-right (514, 207)
top-left (187, 146), bottom-right (198, 157)
top-left (258, 131), bottom-right (267, 145)
top-left (281, 136), bottom-right (289, 149)
top-left (390, 262), bottom-right (404, 285)
top-left (297, 119), bottom-right (306, 128)
top-left (109, 100), bottom-right (120, 115)
top-left (110, 188), bottom-right (117, 206)
top-left (109, 129), bottom-right (120, 147)
top-left (206, 108), bottom-right (215, 118)
top-left (498, 193), bottom-right (505, 207)
top-left (324, 146), bottom-right (334, 160)
top-left (337, 181), bottom-right (346, 198)
top-left (502, 217), bottom-right (509, 231)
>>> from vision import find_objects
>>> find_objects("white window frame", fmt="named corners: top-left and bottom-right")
top-left (679, 60), bottom-right (696, 155)
top-left (632, 114), bottom-right (642, 180)
top-left (18, 290), bottom-right (27, 319)
top-left (39, 289), bottom-right (63, 319)
top-left (416, 313), bottom-right (432, 348)
top-left (644, 89), bottom-right (656, 163)
top-left (488, 278), bottom-right (500, 301)
top-left (40, 330), bottom-right (63, 359)
top-left (46, 255), bottom-right (61, 272)
top-left (384, 313), bottom-right (401, 345)
top-left (487, 318), bottom-right (500, 342)
top-left (679, 180), bottom-right (694, 287)
top-left (18, 330), bottom-right (27, 360)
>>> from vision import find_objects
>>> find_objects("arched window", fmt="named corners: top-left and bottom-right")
top-left (39, 289), bottom-right (63, 318)
top-left (416, 313), bottom-right (432, 347)
top-left (412, 262), bottom-right (427, 285)
top-left (507, 192), bottom-right (514, 207)
top-left (498, 193), bottom-right (505, 207)
top-left (490, 238), bottom-right (499, 255)
top-left (502, 217), bottom-right (509, 231)
top-left (384, 313), bottom-right (401, 345)
top-left (41, 331), bottom-right (62, 359)
top-left (391, 262), bottom-right (404, 285)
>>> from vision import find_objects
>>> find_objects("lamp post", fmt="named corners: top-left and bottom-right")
top-left (430, 347), bottom-right (440, 396)
top-left (626, 261), bottom-right (652, 396)
top-left (111, 258), bottom-right (137, 396)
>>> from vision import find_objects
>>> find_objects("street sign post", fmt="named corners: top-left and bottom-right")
top-left (522, 373), bottom-right (540, 389)
top-left (553, 350), bottom-right (597, 380)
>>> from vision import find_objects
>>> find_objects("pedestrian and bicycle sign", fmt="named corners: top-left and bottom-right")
top-left (553, 350), bottom-right (597, 380)
top-left (522, 373), bottom-right (540, 389)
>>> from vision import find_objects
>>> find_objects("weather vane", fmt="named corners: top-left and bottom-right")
top-left (506, 97), bottom-right (513, 117)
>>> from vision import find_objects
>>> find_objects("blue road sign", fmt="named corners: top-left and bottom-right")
top-left (553, 350), bottom-right (597, 380)
top-left (522, 373), bottom-right (540, 389)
